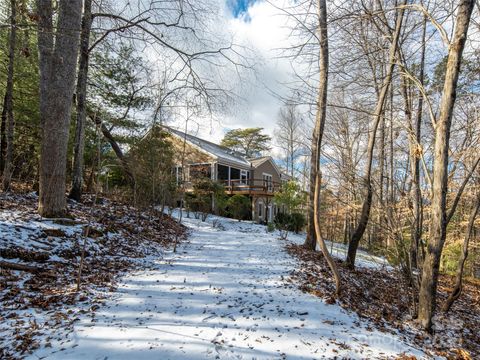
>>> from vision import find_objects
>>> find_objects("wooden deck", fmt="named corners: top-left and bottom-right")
top-left (223, 179), bottom-right (280, 197)
top-left (181, 179), bottom-right (281, 197)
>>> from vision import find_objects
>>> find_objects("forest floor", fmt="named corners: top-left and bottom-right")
top-left (2, 199), bottom-right (431, 360)
top-left (0, 192), bottom-right (186, 359)
top-left (286, 245), bottom-right (479, 359)
top-left (1, 195), bottom-right (476, 359)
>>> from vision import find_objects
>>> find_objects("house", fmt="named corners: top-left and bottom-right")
top-left (165, 126), bottom-right (290, 223)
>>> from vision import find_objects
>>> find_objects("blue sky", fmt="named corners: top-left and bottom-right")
top-left (227, 0), bottom-right (258, 18)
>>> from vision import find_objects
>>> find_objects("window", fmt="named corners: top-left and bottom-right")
top-left (240, 170), bottom-right (249, 185)
top-left (176, 166), bottom-right (183, 184)
top-left (217, 164), bottom-right (229, 181)
top-left (258, 202), bottom-right (263, 218)
top-left (230, 167), bottom-right (240, 180)
top-left (189, 164), bottom-right (211, 180)
top-left (263, 173), bottom-right (273, 191)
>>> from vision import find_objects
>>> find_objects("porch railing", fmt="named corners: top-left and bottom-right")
top-left (222, 179), bottom-right (281, 194)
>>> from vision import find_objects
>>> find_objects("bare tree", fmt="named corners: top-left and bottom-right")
top-left (274, 104), bottom-right (303, 177)
top-left (67, 0), bottom-right (251, 201)
top-left (417, 0), bottom-right (475, 331)
top-left (346, 0), bottom-right (407, 269)
top-left (69, 0), bottom-right (93, 201)
top-left (310, 0), bottom-right (340, 294)
top-left (442, 189), bottom-right (480, 313)
top-left (409, 12), bottom-right (427, 271)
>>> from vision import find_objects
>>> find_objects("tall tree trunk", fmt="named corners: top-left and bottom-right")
top-left (418, 0), bottom-right (475, 331)
top-left (410, 14), bottom-right (426, 271)
top-left (378, 115), bottom-right (385, 246)
top-left (346, 1), bottom-right (406, 268)
top-left (2, 0), bottom-right (17, 191)
top-left (37, 0), bottom-right (83, 217)
top-left (69, 0), bottom-right (92, 201)
top-left (0, 94), bottom-right (7, 174)
top-left (311, 0), bottom-right (340, 294)
top-left (305, 161), bottom-right (317, 249)
top-left (442, 191), bottom-right (480, 313)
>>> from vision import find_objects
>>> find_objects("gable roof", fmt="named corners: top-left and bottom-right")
top-left (164, 126), bottom-right (251, 168)
top-left (251, 157), bottom-right (292, 181)
top-left (249, 156), bottom-right (285, 178)
top-left (249, 156), bottom-right (270, 168)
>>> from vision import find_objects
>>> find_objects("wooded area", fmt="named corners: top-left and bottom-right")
top-left (1, 0), bottom-right (480, 358)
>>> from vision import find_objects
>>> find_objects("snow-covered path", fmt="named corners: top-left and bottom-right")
top-left (32, 215), bottom-right (426, 360)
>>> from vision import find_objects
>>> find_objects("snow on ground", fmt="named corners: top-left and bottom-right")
top-left (29, 212), bottom-right (428, 359)
top-left (288, 233), bottom-right (391, 271)
top-left (0, 193), bottom-right (183, 358)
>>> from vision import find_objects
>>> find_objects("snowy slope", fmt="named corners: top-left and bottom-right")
top-left (29, 213), bottom-right (428, 360)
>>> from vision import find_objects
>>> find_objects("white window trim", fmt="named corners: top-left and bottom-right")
top-left (240, 169), bottom-right (249, 185)
top-left (263, 173), bottom-right (273, 191)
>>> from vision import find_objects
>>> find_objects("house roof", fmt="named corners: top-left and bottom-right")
top-left (164, 127), bottom-right (292, 180)
top-left (249, 156), bottom-right (270, 168)
top-left (249, 155), bottom-right (286, 179)
top-left (165, 126), bottom-right (251, 168)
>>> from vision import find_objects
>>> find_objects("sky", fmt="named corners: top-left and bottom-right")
top-left (170, 0), bottom-right (293, 153)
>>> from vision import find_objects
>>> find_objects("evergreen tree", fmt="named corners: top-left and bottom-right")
top-left (220, 127), bottom-right (271, 158)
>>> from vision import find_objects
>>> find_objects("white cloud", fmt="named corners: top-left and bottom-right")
top-left (169, 0), bottom-right (295, 154)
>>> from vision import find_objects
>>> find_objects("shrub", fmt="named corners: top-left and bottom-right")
top-left (184, 179), bottom-right (227, 221)
top-left (267, 222), bottom-right (275, 233)
top-left (274, 212), bottom-right (292, 240)
top-left (273, 181), bottom-right (306, 238)
top-left (129, 126), bottom-right (176, 208)
top-left (227, 195), bottom-right (251, 221)
top-left (274, 212), bottom-right (306, 238)
top-left (290, 212), bottom-right (306, 234)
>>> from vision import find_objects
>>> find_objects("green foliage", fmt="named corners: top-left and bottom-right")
top-left (220, 127), bottom-right (271, 158)
top-left (214, 190), bottom-right (229, 216)
top-left (274, 212), bottom-right (306, 234)
top-left (0, 4), bottom-right (40, 182)
top-left (274, 180), bottom-right (306, 213)
top-left (82, 43), bottom-right (156, 192)
top-left (289, 212), bottom-right (306, 233)
top-left (273, 181), bottom-right (306, 238)
top-left (226, 194), bottom-right (251, 221)
top-left (186, 179), bottom-right (226, 221)
top-left (431, 55), bottom-right (479, 95)
top-left (267, 222), bottom-right (275, 233)
top-left (89, 44), bottom-right (152, 119)
top-left (129, 126), bottom-right (176, 207)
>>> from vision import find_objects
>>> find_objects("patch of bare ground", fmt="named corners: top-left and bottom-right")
top-left (286, 243), bottom-right (479, 360)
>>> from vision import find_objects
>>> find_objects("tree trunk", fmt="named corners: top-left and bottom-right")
top-left (37, 0), bottom-right (83, 217)
top-left (305, 158), bottom-right (317, 250)
top-left (69, 0), bottom-right (93, 201)
top-left (418, 0), bottom-right (475, 331)
top-left (410, 14), bottom-right (426, 270)
top-left (442, 191), bottom-right (480, 313)
top-left (346, 1), bottom-right (406, 269)
top-left (310, 0), bottom-right (340, 295)
top-left (378, 114), bottom-right (385, 246)
top-left (315, 174), bottom-right (341, 295)
top-left (87, 110), bottom-right (135, 185)
top-left (2, 0), bottom-right (17, 191)
top-left (0, 94), bottom-right (7, 174)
